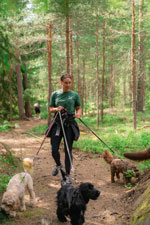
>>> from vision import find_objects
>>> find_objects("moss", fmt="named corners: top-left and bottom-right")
top-left (132, 187), bottom-right (150, 225)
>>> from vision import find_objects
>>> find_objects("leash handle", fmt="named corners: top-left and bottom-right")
top-left (79, 118), bottom-right (115, 154)
top-left (33, 111), bottom-right (59, 161)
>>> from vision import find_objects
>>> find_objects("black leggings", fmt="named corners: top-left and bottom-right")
top-left (50, 124), bottom-right (74, 175)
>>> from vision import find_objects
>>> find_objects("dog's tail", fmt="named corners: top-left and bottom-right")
top-left (102, 150), bottom-right (114, 164)
top-left (124, 148), bottom-right (150, 161)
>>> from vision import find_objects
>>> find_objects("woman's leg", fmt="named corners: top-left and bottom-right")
top-left (50, 125), bottom-right (62, 167)
top-left (64, 126), bottom-right (74, 175)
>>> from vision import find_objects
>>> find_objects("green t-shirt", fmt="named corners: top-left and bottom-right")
top-left (49, 90), bottom-right (81, 114)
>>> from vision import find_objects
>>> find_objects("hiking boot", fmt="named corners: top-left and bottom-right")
top-left (52, 165), bottom-right (62, 176)
top-left (65, 175), bottom-right (72, 185)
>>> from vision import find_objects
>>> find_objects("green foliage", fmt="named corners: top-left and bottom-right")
top-left (73, 137), bottom-right (104, 153)
top-left (138, 160), bottom-right (150, 172)
top-left (39, 103), bottom-right (48, 119)
top-left (0, 154), bottom-right (17, 194)
top-left (0, 175), bottom-right (11, 193)
top-left (24, 88), bottom-right (32, 101)
top-left (0, 152), bottom-right (22, 194)
top-left (140, 132), bottom-right (150, 147)
top-left (0, 150), bottom-right (18, 168)
top-left (124, 170), bottom-right (135, 178)
top-left (27, 123), bottom-right (48, 136)
top-left (0, 121), bottom-right (11, 131)
top-left (124, 183), bottom-right (133, 189)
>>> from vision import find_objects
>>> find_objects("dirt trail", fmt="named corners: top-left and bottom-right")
top-left (0, 118), bottom-right (133, 225)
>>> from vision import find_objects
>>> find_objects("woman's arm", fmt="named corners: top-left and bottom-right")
top-left (49, 106), bottom-right (64, 113)
top-left (74, 106), bottom-right (82, 118)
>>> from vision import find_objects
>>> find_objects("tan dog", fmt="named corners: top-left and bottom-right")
top-left (102, 150), bottom-right (140, 184)
top-left (1, 172), bottom-right (35, 217)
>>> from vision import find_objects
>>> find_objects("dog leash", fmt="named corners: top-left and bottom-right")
top-left (59, 111), bottom-right (74, 171)
top-left (21, 112), bottom-right (59, 184)
top-left (79, 118), bottom-right (115, 154)
top-left (33, 111), bottom-right (59, 161)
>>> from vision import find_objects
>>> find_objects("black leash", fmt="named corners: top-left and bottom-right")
top-left (79, 118), bottom-right (115, 154)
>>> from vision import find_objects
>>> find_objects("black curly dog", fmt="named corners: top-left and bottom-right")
top-left (56, 182), bottom-right (100, 225)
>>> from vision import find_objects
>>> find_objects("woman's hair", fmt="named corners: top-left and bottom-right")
top-left (60, 74), bottom-right (72, 81)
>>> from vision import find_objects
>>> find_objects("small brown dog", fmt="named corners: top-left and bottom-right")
top-left (102, 150), bottom-right (140, 184)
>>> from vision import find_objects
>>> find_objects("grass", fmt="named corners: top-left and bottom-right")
top-left (27, 123), bottom-right (48, 136)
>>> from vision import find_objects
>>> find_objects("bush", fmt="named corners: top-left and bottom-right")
top-left (0, 175), bottom-right (11, 193)
top-left (0, 120), bottom-right (11, 131)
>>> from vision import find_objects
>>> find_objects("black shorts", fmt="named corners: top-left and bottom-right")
top-left (35, 107), bottom-right (40, 114)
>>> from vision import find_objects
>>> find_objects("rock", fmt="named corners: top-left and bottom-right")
top-left (15, 124), bottom-right (20, 129)
top-left (132, 186), bottom-right (150, 225)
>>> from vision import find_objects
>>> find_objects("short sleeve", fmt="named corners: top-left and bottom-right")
top-left (75, 93), bottom-right (81, 107)
top-left (49, 92), bottom-right (56, 107)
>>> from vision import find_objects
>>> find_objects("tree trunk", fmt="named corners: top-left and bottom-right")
top-left (101, 20), bottom-right (105, 122)
top-left (82, 58), bottom-right (86, 114)
top-left (76, 35), bottom-right (81, 97)
top-left (8, 55), bottom-right (13, 121)
top-left (123, 75), bottom-right (126, 111)
top-left (22, 62), bottom-right (32, 118)
top-left (131, 0), bottom-right (137, 129)
top-left (137, 0), bottom-right (144, 112)
top-left (66, 0), bottom-right (70, 74)
top-left (70, 20), bottom-right (74, 89)
top-left (47, 21), bottom-right (52, 125)
top-left (109, 45), bottom-right (114, 109)
top-left (15, 46), bottom-right (25, 120)
top-left (96, 15), bottom-right (100, 126)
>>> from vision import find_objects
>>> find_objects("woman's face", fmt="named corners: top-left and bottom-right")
top-left (61, 78), bottom-right (72, 92)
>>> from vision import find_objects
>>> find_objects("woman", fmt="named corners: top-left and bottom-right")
top-left (49, 74), bottom-right (82, 184)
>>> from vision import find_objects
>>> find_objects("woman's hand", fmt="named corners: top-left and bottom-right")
top-left (74, 113), bottom-right (81, 119)
top-left (49, 106), bottom-right (64, 113)
top-left (57, 106), bottom-right (64, 112)
top-left (74, 106), bottom-right (82, 119)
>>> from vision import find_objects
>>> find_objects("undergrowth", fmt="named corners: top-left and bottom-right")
top-left (0, 153), bottom-right (22, 193)
top-left (0, 175), bottom-right (11, 194)
top-left (0, 121), bottom-right (12, 132)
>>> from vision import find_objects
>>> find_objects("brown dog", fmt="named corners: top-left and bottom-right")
top-left (102, 150), bottom-right (140, 184)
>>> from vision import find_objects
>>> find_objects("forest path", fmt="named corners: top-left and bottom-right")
top-left (0, 118), bottom-right (132, 225)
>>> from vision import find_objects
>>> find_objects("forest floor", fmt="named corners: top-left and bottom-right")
top-left (0, 118), bottom-right (150, 225)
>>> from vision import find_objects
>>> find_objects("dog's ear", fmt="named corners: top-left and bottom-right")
top-left (2, 193), bottom-right (11, 205)
top-left (80, 182), bottom-right (93, 194)
top-left (80, 182), bottom-right (93, 190)
top-left (79, 183), bottom-right (93, 203)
